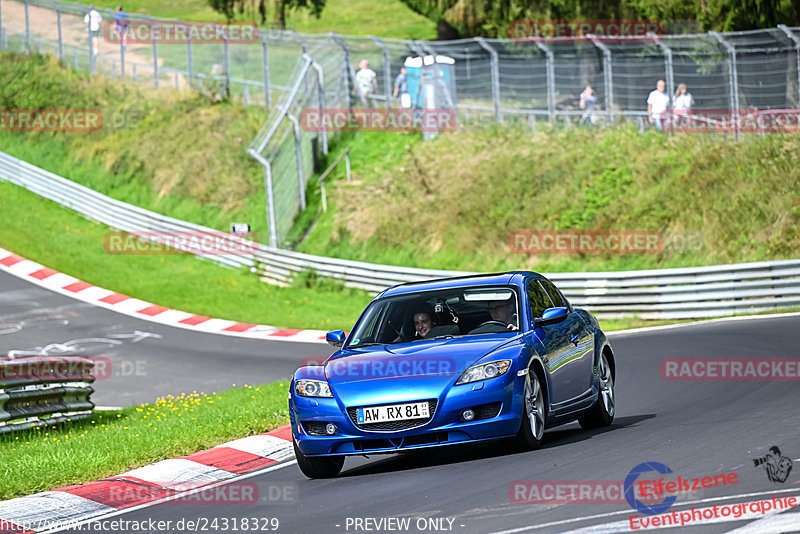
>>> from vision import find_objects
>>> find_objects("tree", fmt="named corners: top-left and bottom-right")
top-left (207, 0), bottom-right (326, 28)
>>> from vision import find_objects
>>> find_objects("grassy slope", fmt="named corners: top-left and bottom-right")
top-left (0, 180), bottom-right (371, 330)
top-left (298, 125), bottom-right (800, 272)
top-left (89, 0), bottom-right (437, 39)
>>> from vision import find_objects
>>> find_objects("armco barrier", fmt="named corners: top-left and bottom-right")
top-left (0, 356), bottom-right (96, 433)
top-left (1, 150), bottom-right (799, 320)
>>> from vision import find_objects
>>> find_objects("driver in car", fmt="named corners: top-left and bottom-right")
top-left (413, 310), bottom-right (436, 339)
top-left (487, 299), bottom-right (519, 331)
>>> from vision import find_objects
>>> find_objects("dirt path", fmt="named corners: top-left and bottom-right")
top-left (2, 0), bottom-right (188, 88)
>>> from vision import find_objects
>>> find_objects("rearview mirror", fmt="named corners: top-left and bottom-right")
top-left (534, 307), bottom-right (568, 328)
top-left (325, 330), bottom-right (346, 347)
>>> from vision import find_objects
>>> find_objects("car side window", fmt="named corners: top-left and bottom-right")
top-left (527, 280), bottom-right (551, 320)
top-left (539, 278), bottom-right (566, 308)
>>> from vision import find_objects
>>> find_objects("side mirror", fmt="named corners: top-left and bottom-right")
top-left (534, 307), bottom-right (569, 329)
top-left (325, 329), bottom-right (346, 347)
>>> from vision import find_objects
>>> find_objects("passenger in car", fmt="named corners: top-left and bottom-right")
top-left (413, 310), bottom-right (436, 339)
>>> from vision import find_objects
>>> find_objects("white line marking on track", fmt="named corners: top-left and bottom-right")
top-left (38, 459), bottom-right (298, 534)
top-left (486, 488), bottom-right (800, 534)
top-left (606, 312), bottom-right (800, 337)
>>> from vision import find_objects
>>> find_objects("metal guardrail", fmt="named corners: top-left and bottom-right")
top-left (0, 356), bottom-right (96, 433)
top-left (1, 150), bottom-right (799, 320)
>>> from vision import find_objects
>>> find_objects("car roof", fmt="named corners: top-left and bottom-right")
top-left (379, 271), bottom-right (543, 298)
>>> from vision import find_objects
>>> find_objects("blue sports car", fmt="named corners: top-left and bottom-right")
top-left (289, 272), bottom-right (615, 478)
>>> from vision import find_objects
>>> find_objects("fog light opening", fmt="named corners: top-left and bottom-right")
top-left (325, 423), bottom-right (338, 435)
top-left (462, 409), bottom-right (475, 422)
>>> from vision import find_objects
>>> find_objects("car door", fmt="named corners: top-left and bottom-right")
top-left (529, 278), bottom-right (594, 408)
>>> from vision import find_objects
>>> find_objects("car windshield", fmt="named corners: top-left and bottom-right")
top-left (347, 285), bottom-right (520, 347)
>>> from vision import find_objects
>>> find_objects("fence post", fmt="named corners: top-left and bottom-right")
top-left (24, 0), bottom-right (31, 53)
top-left (305, 53), bottom-right (328, 156)
top-left (262, 32), bottom-right (272, 109)
top-left (331, 33), bottom-right (354, 110)
top-left (650, 32), bottom-right (674, 99)
top-left (0, 0), bottom-right (4, 50)
top-left (534, 41), bottom-right (555, 124)
top-left (590, 36), bottom-right (613, 123)
top-left (222, 25), bottom-right (231, 99)
top-left (289, 30), bottom-right (309, 96)
top-left (280, 106), bottom-right (307, 211)
top-left (247, 149), bottom-right (279, 248)
top-left (778, 25), bottom-right (800, 107)
top-left (55, 2), bottom-right (63, 60)
top-left (148, 17), bottom-right (159, 88)
top-left (186, 23), bottom-right (194, 86)
top-left (369, 35), bottom-right (392, 109)
top-left (711, 31), bottom-right (740, 141)
top-left (475, 37), bottom-right (501, 121)
top-left (119, 33), bottom-right (125, 77)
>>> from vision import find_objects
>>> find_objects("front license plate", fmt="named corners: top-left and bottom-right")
top-left (357, 401), bottom-right (429, 424)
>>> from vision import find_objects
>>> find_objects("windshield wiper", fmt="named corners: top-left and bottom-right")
top-left (348, 342), bottom-right (384, 349)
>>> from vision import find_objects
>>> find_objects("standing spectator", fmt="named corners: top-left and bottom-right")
top-left (355, 59), bottom-right (378, 106)
top-left (394, 66), bottom-right (410, 109)
top-left (579, 84), bottom-right (597, 126)
top-left (84, 5), bottom-right (102, 56)
top-left (673, 83), bottom-right (694, 115)
top-left (647, 79), bottom-right (670, 130)
top-left (114, 5), bottom-right (129, 45)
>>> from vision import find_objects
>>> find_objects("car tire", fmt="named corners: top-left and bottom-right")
top-left (293, 439), bottom-right (345, 479)
top-left (516, 368), bottom-right (546, 450)
top-left (579, 352), bottom-right (615, 429)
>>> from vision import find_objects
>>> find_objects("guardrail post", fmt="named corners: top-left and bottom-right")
top-left (650, 32), bottom-right (674, 99)
top-left (534, 41), bottom-right (555, 123)
top-left (331, 33), bottom-right (354, 110)
top-left (711, 31), bottom-right (740, 141)
top-left (261, 32), bottom-right (272, 108)
top-left (369, 35), bottom-right (392, 109)
top-left (590, 36), bottom-right (613, 122)
top-left (475, 37), bottom-right (501, 121)
top-left (223, 25), bottom-right (231, 99)
top-left (280, 106), bottom-right (307, 210)
top-left (779, 25), bottom-right (800, 106)
top-left (24, 0), bottom-right (31, 53)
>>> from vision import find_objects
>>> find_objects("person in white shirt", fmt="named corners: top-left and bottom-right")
top-left (673, 83), bottom-right (694, 114)
top-left (354, 59), bottom-right (377, 106)
top-left (84, 5), bottom-right (102, 56)
top-left (647, 79), bottom-right (670, 130)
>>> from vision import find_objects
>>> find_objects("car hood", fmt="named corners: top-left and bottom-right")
top-left (324, 334), bottom-right (519, 406)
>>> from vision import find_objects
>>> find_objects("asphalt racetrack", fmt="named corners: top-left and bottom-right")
top-left (2, 269), bottom-right (799, 533)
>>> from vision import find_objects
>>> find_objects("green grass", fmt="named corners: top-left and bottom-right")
top-left (0, 180), bottom-right (372, 330)
top-left (0, 382), bottom-right (290, 500)
top-left (89, 0), bottom-right (437, 39)
top-left (296, 124), bottom-right (800, 273)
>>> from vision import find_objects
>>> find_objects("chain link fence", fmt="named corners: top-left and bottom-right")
top-left (1, 0), bottom-right (799, 245)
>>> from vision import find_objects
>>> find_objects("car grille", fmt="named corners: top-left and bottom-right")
top-left (473, 402), bottom-right (502, 420)
top-left (347, 400), bottom-right (438, 431)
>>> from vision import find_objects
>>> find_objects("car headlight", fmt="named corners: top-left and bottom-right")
top-left (294, 379), bottom-right (333, 398)
top-left (456, 359), bottom-right (512, 385)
